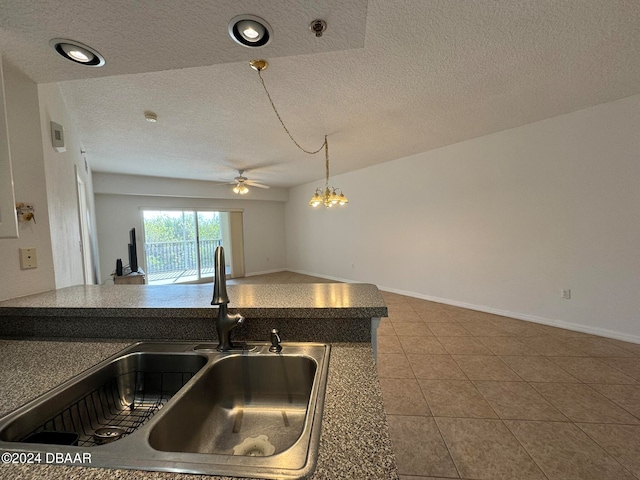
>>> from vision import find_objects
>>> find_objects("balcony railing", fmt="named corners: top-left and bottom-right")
top-left (144, 239), bottom-right (222, 284)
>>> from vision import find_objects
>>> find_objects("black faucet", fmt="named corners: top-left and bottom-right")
top-left (211, 246), bottom-right (244, 351)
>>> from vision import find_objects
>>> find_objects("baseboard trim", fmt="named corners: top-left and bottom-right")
top-left (376, 284), bottom-right (640, 344)
top-left (244, 268), bottom-right (287, 277)
top-left (284, 271), bottom-right (640, 345)
top-left (286, 269), bottom-right (356, 284)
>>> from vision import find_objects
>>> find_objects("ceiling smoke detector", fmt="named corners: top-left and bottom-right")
top-left (228, 15), bottom-right (272, 48)
top-left (309, 19), bottom-right (327, 37)
top-left (49, 38), bottom-right (105, 67)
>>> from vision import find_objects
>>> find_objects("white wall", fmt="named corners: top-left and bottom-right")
top-left (285, 95), bottom-right (640, 341)
top-left (38, 82), bottom-right (99, 287)
top-left (0, 59), bottom-right (100, 300)
top-left (95, 191), bottom-right (287, 284)
top-left (0, 58), bottom-right (56, 300)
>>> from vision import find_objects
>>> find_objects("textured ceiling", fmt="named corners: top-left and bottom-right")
top-left (1, 0), bottom-right (639, 188)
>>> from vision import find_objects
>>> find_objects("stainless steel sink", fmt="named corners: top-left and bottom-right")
top-left (149, 355), bottom-right (316, 455)
top-left (0, 341), bottom-right (331, 479)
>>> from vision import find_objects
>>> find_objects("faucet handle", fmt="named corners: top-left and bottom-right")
top-left (269, 328), bottom-right (282, 353)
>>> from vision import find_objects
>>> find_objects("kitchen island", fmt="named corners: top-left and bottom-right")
top-left (0, 283), bottom-right (396, 479)
top-left (0, 284), bottom-right (386, 352)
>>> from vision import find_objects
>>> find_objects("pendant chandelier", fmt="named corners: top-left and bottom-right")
top-left (308, 136), bottom-right (348, 207)
top-left (249, 59), bottom-right (348, 208)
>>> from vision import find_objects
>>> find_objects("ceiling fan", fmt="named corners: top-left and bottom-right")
top-left (220, 170), bottom-right (270, 195)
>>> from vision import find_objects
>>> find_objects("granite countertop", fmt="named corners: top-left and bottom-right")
top-left (0, 284), bottom-right (387, 343)
top-left (0, 339), bottom-right (398, 479)
top-left (0, 284), bottom-right (388, 319)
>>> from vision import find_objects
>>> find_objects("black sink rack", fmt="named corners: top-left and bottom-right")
top-left (23, 370), bottom-right (196, 447)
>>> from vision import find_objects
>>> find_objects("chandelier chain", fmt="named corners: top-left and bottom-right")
top-left (324, 134), bottom-right (329, 186)
top-left (256, 70), bottom-right (326, 156)
top-left (250, 60), bottom-right (348, 208)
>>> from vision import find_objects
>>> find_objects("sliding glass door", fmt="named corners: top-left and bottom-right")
top-left (197, 211), bottom-right (223, 280)
top-left (142, 210), bottom-right (241, 285)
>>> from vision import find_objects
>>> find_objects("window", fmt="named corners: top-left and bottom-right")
top-left (141, 209), bottom-right (244, 285)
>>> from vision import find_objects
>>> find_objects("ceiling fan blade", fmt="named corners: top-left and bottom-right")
top-left (245, 181), bottom-right (270, 189)
top-left (210, 180), bottom-right (239, 187)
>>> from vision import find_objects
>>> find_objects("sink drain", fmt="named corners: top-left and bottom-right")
top-left (232, 435), bottom-right (275, 457)
top-left (93, 426), bottom-right (126, 445)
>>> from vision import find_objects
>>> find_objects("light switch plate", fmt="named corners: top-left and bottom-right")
top-left (19, 247), bottom-right (37, 269)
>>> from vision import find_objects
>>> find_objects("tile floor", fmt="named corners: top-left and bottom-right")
top-left (378, 291), bottom-right (640, 480)
top-left (227, 272), bottom-right (640, 479)
top-left (227, 271), bottom-right (340, 285)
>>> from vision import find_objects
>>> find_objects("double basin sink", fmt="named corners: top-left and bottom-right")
top-left (0, 341), bottom-right (331, 479)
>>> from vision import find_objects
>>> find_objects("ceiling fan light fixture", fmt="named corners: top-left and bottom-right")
top-left (144, 111), bottom-right (158, 122)
top-left (233, 183), bottom-right (249, 195)
top-left (50, 38), bottom-right (105, 67)
top-left (229, 15), bottom-right (272, 48)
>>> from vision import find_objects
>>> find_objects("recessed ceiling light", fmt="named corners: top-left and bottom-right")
top-left (50, 38), bottom-right (105, 67)
top-left (239, 22), bottom-right (262, 39)
top-left (228, 15), bottom-right (272, 48)
top-left (66, 48), bottom-right (90, 62)
top-left (144, 111), bottom-right (158, 122)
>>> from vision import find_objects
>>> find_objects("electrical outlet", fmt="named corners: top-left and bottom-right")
top-left (561, 289), bottom-right (571, 300)
top-left (19, 248), bottom-right (37, 269)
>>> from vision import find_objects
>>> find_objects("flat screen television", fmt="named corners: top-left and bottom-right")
top-left (128, 228), bottom-right (138, 273)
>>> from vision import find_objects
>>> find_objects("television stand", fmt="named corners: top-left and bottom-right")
top-left (114, 268), bottom-right (145, 285)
